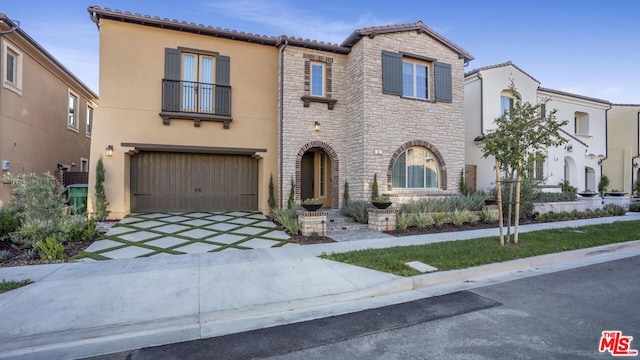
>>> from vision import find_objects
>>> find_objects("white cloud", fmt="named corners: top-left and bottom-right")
top-left (205, 0), bottom-right (397, 44)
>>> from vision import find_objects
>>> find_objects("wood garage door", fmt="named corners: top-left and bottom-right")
top-left (131, 152), bottom-right (258, 212)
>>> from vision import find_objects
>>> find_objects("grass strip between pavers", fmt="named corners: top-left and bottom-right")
top-left (321, 220), bottom-right (640, 277)
top-left (0, 278), bottom-right (33, 294)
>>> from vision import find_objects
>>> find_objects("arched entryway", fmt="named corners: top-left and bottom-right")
top-left (296, 141), bottom-right (339, 209)
top-left (564, 156), bottom-right (576, 185)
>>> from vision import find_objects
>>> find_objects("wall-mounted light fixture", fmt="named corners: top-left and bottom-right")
top-left (314, 121), bottom-right (320, 132)
top-left (634, 163), bottom-right (639, 168)
top-left (106, 145), bottom-right (114, 157)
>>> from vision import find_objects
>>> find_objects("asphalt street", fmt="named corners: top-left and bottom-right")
top-left (88, 255), bottom-right (640, 360)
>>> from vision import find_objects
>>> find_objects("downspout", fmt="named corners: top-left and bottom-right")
top-left (478, 72), bottom-right (484, 135)
top-left (632, 109), bottom-right (640, 190)
top-left (278, 39), bottom-right (288, 208)
top-left (600, 103), bottom-right (612, 178)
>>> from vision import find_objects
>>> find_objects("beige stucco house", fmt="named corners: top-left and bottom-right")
top-left (87, 7), bottom-right (472, 218)
top-left (0, 14), bottom-right (97, 207)
top-left (603, 104), bottom-right (640, 195)
top-left (464, 61), bottom-right (610, 193)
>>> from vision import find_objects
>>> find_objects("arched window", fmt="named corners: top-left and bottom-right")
top-left (392, 147), bottom-right (439, 188)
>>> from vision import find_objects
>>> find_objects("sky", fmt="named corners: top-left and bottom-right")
top-left (2, 0), bottom-right (639, 104)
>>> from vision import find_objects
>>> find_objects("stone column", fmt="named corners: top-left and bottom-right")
top-left (297, 210), bottom-right (328, 236)
top-left (368, 208), bottom-right (397, 232)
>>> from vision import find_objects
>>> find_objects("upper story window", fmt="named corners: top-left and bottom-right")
top-left (500, 89), bottom-right (515, 118)
top-left (402, 60), bottom-right (429, 99)
top-left (86, 105), bottom-right (94, 137)
top-left (575, 111), bottom-right (589, 135)
top-left (2, 39), bottom-right (23, 95)
top-left (392, 147), bottom-right (440, 189)
top-left (310, 62), bottom-right (325, 97)
top-left (161, 47), bottom-right (231, 127)
top-left (382, 50), bottom-right (452, 102)
top-left (67, 90), bottom-right (79, 131)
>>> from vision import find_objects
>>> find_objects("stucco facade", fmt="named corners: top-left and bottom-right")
top-left (603, 104), bottom-right (640, 194)
top-left (464, 62), bottom-right (610, 193)
top-left (0, 15), bottom-right (96, 207)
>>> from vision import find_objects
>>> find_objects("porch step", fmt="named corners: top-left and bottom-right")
top-left (326, 223), bottom-right (369, 232)
top-left (324, 210), bottom-right (367, 231)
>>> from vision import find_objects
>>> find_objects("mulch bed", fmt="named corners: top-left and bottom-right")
top-left (292, 234), bottom-right (336, 245)
top-left (383, 219), bottom-right (536, 236)
top-left (0, 240), bottom-right (94, 268)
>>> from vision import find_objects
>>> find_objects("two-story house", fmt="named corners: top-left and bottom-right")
top-left (87, 7), bottom-right (472, 218)
top-left (465, 61), bottom-right (609, 193)
top-left (603, 104), bottom-right (640, 194)
top-left (0, 14), bottom-right (97, 207)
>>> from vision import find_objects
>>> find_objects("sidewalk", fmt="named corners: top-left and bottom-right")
top-left (1, 213), bottom-right (639, 359)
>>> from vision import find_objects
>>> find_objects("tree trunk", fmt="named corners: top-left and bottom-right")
top-left (506, 175), bottom-right (514, 243)
top-left (495, 160), bottom-right (504, 246)
top-left (514, 170), bottom-right (521, 244)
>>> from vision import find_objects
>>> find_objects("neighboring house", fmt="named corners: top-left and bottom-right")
top-left (87, 6), bottom-right (472, 218)
top-left (464, 61), bottom-right (609, 193)
top-left (603, 104), bottom-right (640, 194)
top-left (0, 14), bottom-right (97, 207)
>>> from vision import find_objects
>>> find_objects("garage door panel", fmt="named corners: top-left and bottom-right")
top-left (131, 152), bottom-right (257, 212)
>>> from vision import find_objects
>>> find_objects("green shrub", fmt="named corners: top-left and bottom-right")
top-left (38, 237), bottom-right (65, 261)
top-left (309, 231), bottom-right (319, 241)
top-left (480, 207), bottom-right (497, 223)
top-left (459, 170), bottom-right (470, 196)
top-left (634, 179), bottom-right (640, 197)
top-left (0, 250), bottom-right (11, 263)
top-left (399, 194), bottom-right (485, 214)
top-left (287, 178), bottom-right (296, 210)
top-left (535, 191), bottom-right (577, 202)
top-left (414, 213), bottom-right (431, 230)
top-left (396, 213), bottom-right (411, 233)
top-left (341, 200), bottom-right (369, 224)
top-left (629, 202), bottom-right (640, 212)
top-left (21, 248), bottom-right (39, 261)
top-left (94, 157), bottom-right (110, 221)
top-left (268, 174), bottom-right (276, 210)
top-left (450, 209), bottom-right (471, 227)
top-left (431, 213), bottom-right (447, 228)
top-left (559, 179), bottom-right (577, 195)
top-left (343, 181), bottom-right (350, 205)
top-left (270, 208), bottom-right (299, 235)
top-left (0, 279), bottom-right (33, 294)
top-left (10, 218), bottom-right (56, 248)
top-left (603, 204), bottom-right (626, 216)
top-left (0, 208), bottom-right (21, 241)
top-left (598, 176), bottom-right (610, 197)
top-left (371, 173), bottom-right (380, 201)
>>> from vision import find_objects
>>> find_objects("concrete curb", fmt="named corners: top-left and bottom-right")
top-left (411, 240), bottom-right (640, 288)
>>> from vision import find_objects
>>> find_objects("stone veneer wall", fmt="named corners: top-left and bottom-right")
top-left (280, 46), bottom-right (348, 208)
top-left (353, 33), bottom-right (466, 200)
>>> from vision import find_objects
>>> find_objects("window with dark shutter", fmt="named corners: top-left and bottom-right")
top-left (434, 62), bottom-right (452, 103)
top-left (215, 55), bottom-right (231, 116)
top-left (382, 50), bottom-right (403, 96)
top-left (163, 48), bottom-right (181, 111)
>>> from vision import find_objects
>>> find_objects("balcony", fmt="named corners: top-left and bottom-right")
top-left (160, 79), bottom-right (232, 128)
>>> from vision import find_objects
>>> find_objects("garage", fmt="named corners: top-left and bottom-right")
top-left (130, 151), bottom-right (258, 212)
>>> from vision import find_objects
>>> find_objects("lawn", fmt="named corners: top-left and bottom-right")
top-left (321, 220), bottom-right (640, 276)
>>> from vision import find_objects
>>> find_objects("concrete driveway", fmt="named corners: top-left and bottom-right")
top-left (83, 211), bottom-right (295, 260)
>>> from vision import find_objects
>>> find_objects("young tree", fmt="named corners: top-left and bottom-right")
top-left (94, 157), bottom-right (109, 221)
top-left (482, 83), bottom-right (568, 245)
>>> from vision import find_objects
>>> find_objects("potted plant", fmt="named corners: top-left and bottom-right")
top-left (301, 198), bottom-right (322, 211)
top-left (370, 173), bottom-right (392, 209)
top-left (578, 189), bottom-right (597, 197)
top-left (605, 189), bottom-right (627, 197)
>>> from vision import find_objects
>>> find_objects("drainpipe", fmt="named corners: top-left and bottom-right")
top-left (600, 103), bottom-right (612, 179)
top-left (632, 109), bottom-right (640, 190)
top-left (478, 72), bottom-right (484, 135)
top-left (278, 39), bottom-right (288, 209)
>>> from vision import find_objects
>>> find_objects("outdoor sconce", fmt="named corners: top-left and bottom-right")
top-left (314, 121), bottom-right (320, 132)
top-left (634, 163), bottom-right (639, 168)
top-left (106, 145), bottom-right (114, 157)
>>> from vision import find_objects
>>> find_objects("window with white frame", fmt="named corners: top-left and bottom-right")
top-left (392, 147), bottom-right (439, 188)
top-left (575, 111), bottom-right (589, 135)
top-left (527, 152), bottom-right (546, 182)
top-left (2, 39), bottom-right (23, 95)
top-left (310, 62), bottom-right (325, 97)
top-left (402, 60), bottom-right (429, 99)
top-left (86, 105), bottom-right (94, 137)
top-left (500, 95), bottom-right (514, 117)
top-left (68, 91), bottom-right (79, 130)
